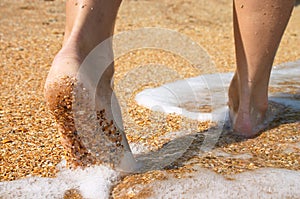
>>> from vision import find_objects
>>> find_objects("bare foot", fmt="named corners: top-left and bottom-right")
top-left (228, 73), bottom-right (269, 138)
top-left (230, 0), bottom-right (294, 138)
top-left (44, 44), bottom-right (138, 172)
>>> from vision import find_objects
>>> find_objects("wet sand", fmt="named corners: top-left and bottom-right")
top-left (0, 0), bottom-right (299, 198)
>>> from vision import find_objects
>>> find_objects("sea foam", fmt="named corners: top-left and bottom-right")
top-left (1, 61), bottom-right (299, 199)
top-left (147, 168), bottom-right (300, 198)
top-left (0, 161), bottom-right (120, 199)
top-left (135, 60), bottom-right (300, 121)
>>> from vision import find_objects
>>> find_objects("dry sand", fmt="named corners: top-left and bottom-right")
top-left (0, 0), bottom-right (299, 198)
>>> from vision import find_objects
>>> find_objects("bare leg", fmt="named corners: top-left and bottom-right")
top-left (44, 0), bottom-right (137, 171)
top-left (228, 0), bottom-right (295, 137)
top-left (46, 0), bottom-right (121, 79)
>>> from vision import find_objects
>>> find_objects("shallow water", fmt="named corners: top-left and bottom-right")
top-left (0, 161), bottom-right (120, 199)
top-left (136, 60), bottom-right (300, 121)
top-left (146, 168), bottom-right (300, 199)
top-left (0, 61), bottom-right (299, 199)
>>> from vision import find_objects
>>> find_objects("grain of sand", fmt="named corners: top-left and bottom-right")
top-left (0, 0), bottom-right (299, 198)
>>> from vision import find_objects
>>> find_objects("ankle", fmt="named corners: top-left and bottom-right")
top-left (250, 100), bottom-right (268, 121)
top-left (65, 27), bottom-right (113, 60)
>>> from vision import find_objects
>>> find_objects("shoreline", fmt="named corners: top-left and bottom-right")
top-left (0, 0), bottom-right (299, 198)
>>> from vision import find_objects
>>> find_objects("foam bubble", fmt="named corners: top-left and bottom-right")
top-left (148, 168), bottom-right (300, 198)
top-left (1, 61), bottom-right (299, 198)
top-left (135, 61), bottom-right (300, 120)
top-left (135, 73), bottom-right (231, 122)
top-left (0, 161), bottom-right (120, 199)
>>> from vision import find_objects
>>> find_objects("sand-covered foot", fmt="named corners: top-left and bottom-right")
top-left (44, 53), bottom-right (138, 172)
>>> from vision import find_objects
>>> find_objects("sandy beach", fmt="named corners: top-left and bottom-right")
top-left (0, 0), bottom-right (299, 198)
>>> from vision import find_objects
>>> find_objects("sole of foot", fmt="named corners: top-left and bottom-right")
top-left (44, 53), bottom-right (139, 172)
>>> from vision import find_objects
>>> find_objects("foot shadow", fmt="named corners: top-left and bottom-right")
top-left (134, 94), bottom-right (300, 173)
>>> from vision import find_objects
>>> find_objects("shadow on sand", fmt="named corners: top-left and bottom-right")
top-left (134, 94), bottom-right (300, 173)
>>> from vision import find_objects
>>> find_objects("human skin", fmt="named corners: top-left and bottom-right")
top-left (44, 0), bottom-right (295, 168)
top-left (44, 0), bottom-right (138, 171)
top-left (228, 0), bottom-right (295, 137)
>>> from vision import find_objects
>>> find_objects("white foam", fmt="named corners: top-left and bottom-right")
top-left (1, 61), bottom-right (299, 199)
top-left (135, 61), bottom-right (300, 121)
top-left (148, 168), bottom-right (300, 199)
top-left (0, 161), bottom-right (120, 199)
top-left (135, 73), bottom-right (230, 122)
top-left (131, 61), bottom-right (300, 198)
